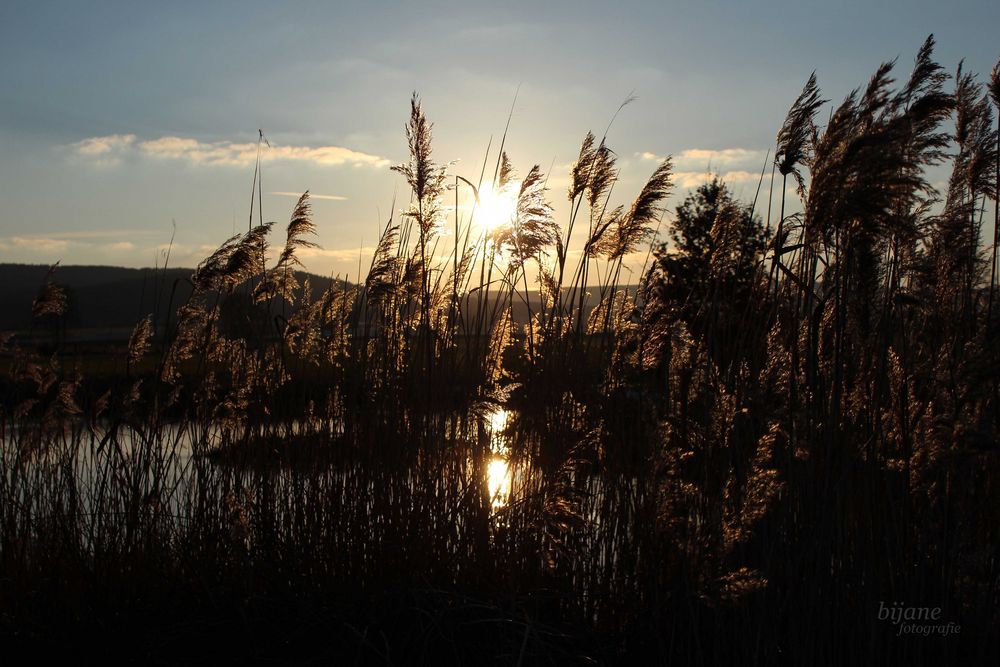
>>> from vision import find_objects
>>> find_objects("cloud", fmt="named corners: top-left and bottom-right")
top-left (7, 236), bottom-right (70, 252)
top-left (73, 134), bottom-right (136, 156)
top-left (298, 246), bottom-right (377, 261)
top-left (139, 136), bottom-right (389, 168)
top-left (640, 148), bottom-right (768, 172)
top-left (73, 134), bottom-right (389, 169)
top-left (675, 148), bottom-right (767, 170)
top-left (11, 229), bottom-right (158, 240)
top-left (638, 148), bottom-right (770, 190)
top-left (1, 231), bottom-right (173, 263)
top-left (269, 191), bottom-right (348, 201)
top-left (70, 134), bottom-right (137, 166)
top-left (673, 170), bottom-right (761, 188)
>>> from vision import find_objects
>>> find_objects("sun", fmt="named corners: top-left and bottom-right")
top-left (475, 181), bottom-right (518, 234)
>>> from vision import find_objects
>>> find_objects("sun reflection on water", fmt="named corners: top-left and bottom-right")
top-left (486, 408), bottom-right (511, 509)
top-left (487, 457), bottom-right (511, 509)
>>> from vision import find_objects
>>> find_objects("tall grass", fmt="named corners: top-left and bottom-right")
top-left (1, 37), bottom-right (999, 664)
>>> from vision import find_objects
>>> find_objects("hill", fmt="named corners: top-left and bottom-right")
top-left (0, 263), bottom-right (339, 337)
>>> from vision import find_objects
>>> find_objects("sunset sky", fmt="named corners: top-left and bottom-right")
top-left (1, 0), bottom-right (998, 278)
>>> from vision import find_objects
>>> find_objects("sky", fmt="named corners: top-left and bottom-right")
top-left (1, 0), bottom-right (998, 280)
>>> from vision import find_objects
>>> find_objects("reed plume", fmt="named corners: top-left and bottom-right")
top-left (255, 191), bottom-right (318, 303)
top-left (31, 264), bottom-right (67, 320)
top-left (775, 72), bottom-right (824, 193)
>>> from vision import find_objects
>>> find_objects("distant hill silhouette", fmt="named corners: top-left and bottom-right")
top-left (0, 264), bottom-right (338, 336)
top-left (0, 263), bottom-right (634, 340)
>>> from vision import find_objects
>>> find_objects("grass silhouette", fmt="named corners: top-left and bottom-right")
top-left (1, 35), bottom-right (999, 665)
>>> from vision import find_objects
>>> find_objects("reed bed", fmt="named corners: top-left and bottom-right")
top-left (1, 37), bottom-right (999, 664)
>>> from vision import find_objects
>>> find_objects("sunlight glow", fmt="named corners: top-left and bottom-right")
top-left (486, 408), bottom-right (511, 509)
top-left (487, 457), bottom-right (511, 509)
top-left (475, 182), bottom-right (518, 234)
top-left (489, 408), bottom-right (509, 436)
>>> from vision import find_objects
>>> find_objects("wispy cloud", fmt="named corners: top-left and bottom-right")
top-left (639, 148), bottom-right (768, 190)
top-left (70, 134), bottom-right (137, 166)
top-left (1, 231), bottom-right (166, 261)
top-left (74, 134), bottom-right (136, 156)
top-left (72, 134), bottom-right (390, 169)
top-left (269, 191), bottom-right (348, 201)
top-left (640, 148), bottom-right (768, 172)
top-left (6, 236), bottom-right (71, 252)
top-left (673, 170), bottom-right (761, 188)
top-left (11, 229), bottom-right (160, 240)
top-left (140, 136), bottom-right (390, 168)
top-left (298, 246), bottom-right (377, 262)
top-left (676, 148), bottom-right (767, 171)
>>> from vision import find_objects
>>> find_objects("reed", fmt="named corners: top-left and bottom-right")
top-left (1, 38), bottom-right (998, 664)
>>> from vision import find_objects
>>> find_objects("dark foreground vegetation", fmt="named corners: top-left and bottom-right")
top-left (2, 37), bottom-right (999, 664)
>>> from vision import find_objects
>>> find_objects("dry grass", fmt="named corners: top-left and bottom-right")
top-left (1, 37), bottom-right (999, 664)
